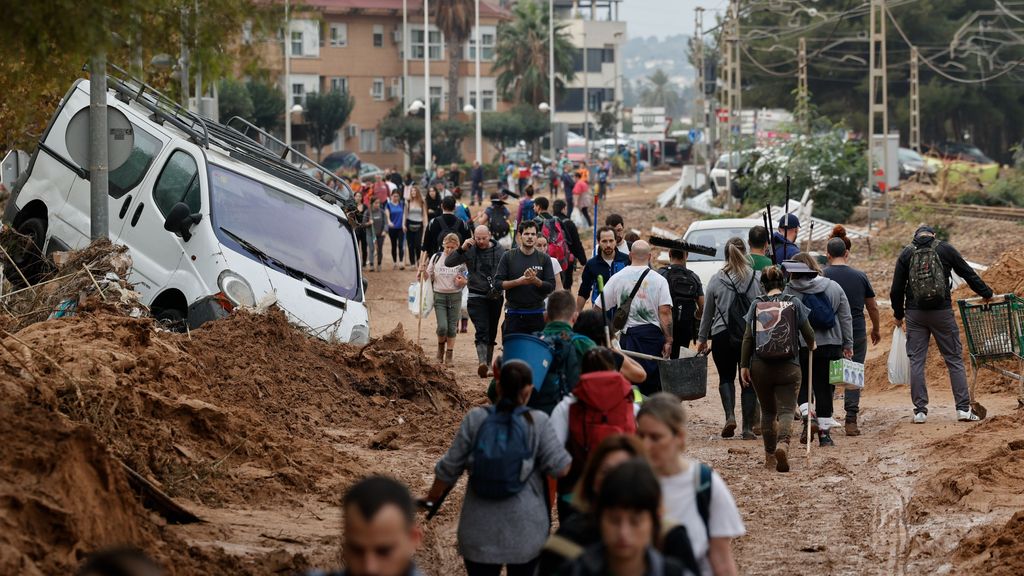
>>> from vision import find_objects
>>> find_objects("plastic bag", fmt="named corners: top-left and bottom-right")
top-left (888, 327), bottom-right (910, 385)
top-left (408, 281), bottom-right (434, 318)
top-left (571, 207), bottom-right (589, 230)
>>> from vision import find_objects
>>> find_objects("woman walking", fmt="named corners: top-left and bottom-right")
top-left (405, 185), bottom-right (427, 267)
top-left (423, 360), bottom-right (572, 576)
top-left (739, 266), bottom-right (816, 472)
top-left (385, 191), bottom-right (405, 270)
top-left (352, 191), bottom-right (369, 269)
top-left (423, 233), bottom-right (468, 365)
top-left (783, 253), bottom-right (854, 447)
top-left (426, 184), bottom-right (443, 222)
top-left (637, 393), bottom-right (745, 576)
top-left (697, 237), bottom-right (763, 439)
top-left (368, 196), bottom-right (386, 272)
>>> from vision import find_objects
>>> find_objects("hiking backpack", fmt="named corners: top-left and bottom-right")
top-left (568, 372), bottom-right (636, 458)
top-left (803, 291), bottom-right (837, 330)
top-left (752, 294), bottom-right (799, 361)
top-left (487, 206), bottom-right (511, 239)
top-left (660, 265), bottom-right (702, 326)
top-left (469, 405), bottom-right (533, 500)
top-left (716, 274), bottom-right (756, 348)
top-left (541, 218), bottom-right (573, 270)
top-left (528, 332), bottom-right (588, 415)
top-left (908, 243), bottom-right (948, 308)
top-left (520, 198), bottom-right (536, 223)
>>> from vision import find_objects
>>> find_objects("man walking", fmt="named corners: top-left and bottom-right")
top-left (470, 161), bottom-right (484, 206)
top-left (890, 225), bottom-right (993, 423)
top-left (576, 226), bottom-right (630, 312)
top-left (596, 240), bottom-right (673, 395)
top-left (550, 199), bottom-right (587, 292)
top-left (494, 220), bottom-right (556, 337)
top-left (422, 196), bottom-right (470, 259)
top-left (824, 237), bottom-right (881, 435)
top-left (771, 214), bottom-right (801, 265)
top-left (447, 225), bottom-right (507, 377)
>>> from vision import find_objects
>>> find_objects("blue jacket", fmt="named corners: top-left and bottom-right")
top-left (577, 251), bottom-right (631, 303)
top-left (771, 231), bottom-right (800, 265)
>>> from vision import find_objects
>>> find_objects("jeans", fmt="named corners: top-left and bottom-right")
top-left (751, 359), bottom-right (801, 453)
top-left (372, 233), bottom-right (384, 266)
top-left (843, 336), bottom-right (868, 419)
top-left (388, 228), bottom-right (405, 263)
top-left (502, 311), bottom-right (545, 338)
top-left (799, 344), bottom-right (843, 423)
top-left (713, 331), bottom-right (758, 430)
top-left (906, 308), bottom-right (971, 414)
top-left (464, 558), bottom-right (538, 576)
top-left (434, 292), bottom-right (462, 338)
top-left (406, 221), bottom-right (423, 266)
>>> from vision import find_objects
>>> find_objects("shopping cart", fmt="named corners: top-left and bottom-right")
top-left (957, 293), bottom-right (1024, 415)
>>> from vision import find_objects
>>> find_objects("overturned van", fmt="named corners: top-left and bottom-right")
top-left (3, 67), bottom-right (369, 344)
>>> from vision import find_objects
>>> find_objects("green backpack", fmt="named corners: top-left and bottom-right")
top-left (908, 243), bottom-right (948, 308)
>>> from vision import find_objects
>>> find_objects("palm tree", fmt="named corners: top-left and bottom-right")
top-left (494, 0), bottom-right (575, 106)
top-left (640, 69), bottom-right (681, 114)
top-left (435, 0), bottom-right (474, 119)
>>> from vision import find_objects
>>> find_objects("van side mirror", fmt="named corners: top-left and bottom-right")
top-left (164, 202), bottom-right (203, 242)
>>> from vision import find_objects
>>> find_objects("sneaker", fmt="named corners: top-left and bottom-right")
top-left (775, 443), bottom-right (790, 473)
top-left (818, 430), bottom-right (835, 447)
top-left (957, 410), bottom-right (980, 422)
top-left (913, 412), bottom-right (927, 424)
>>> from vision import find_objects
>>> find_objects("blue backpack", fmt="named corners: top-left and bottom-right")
top-left (520, 198), bottom-right (536, 223)
top-left (470, 405), bottom-right (533, 499)
top-left (803, 291), bottom-right (836, 330)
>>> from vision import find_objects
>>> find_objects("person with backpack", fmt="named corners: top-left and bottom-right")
top-left (782, 254), bottom-right (854, 447)
top-left (447, 225), bottom-right (507, 378)
top-left (494, 220), bottom-right (556, 337)
top-left (420, 196), bottom-right (470, 261)
top-left (549, 347), bottom-right (638, 521)
top-left (637, 394), bottom-right (745, 576)
top-left (890, 225), bottom-right (993, 423)
top-left (478, 193), bottom-right (512, 248)
top-left (659, 248), bottom-right (705, 358)
top-left (423, 233), bottom-right (469, 365)
top-left (595, 241), bottom-right (673, 397)
top-left (739, 266), bottom-right (816, 472)
top-left (771, 214), bottom-right (801, 265)
top-left (551, 199), bottom-right (588, 292)
top-left (697, 238), bottom-right (763, 439)
top-left (576, 226), bottom-right (630, 312)
top-left (517, 185), bottom-right (537, 227)
top-left (453, 188), bottom-right (472, 224)
top-left (424, 359), bottom-right (572, 576)
top-left (536, 236), bottom-right (564, 290)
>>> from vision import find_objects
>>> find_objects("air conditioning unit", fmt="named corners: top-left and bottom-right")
top-left (346, 124), bottom-right (359, 138)
top-left (392, 27), bottom-right (402, 44)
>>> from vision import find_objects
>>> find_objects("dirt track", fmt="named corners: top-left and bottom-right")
top-left (2, 171), bottom-right (1023, 574)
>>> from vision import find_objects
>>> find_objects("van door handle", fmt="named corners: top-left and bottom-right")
top-left (119, 195), bottom-right (132, 219)
top-left (130, 203), bottom-right (144, 227)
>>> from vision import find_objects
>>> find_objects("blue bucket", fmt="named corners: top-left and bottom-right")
top-left (502, 334), bottom-right (554, 390)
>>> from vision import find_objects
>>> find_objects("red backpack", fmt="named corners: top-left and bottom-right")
top-left (568, 371), bottom-right (636, 468)
top-left (542, 218), bottom-right (573, 270)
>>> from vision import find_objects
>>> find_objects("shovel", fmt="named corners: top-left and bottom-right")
top-left (968, 372), bottom-right (988, 420)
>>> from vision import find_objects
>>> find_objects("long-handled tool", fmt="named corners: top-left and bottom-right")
top-left (597, 274), bottom-right (612, 346)
top-left (806, 350), bottom-right (814, 458)
top-left (416, 275), bottom-right (424, 343)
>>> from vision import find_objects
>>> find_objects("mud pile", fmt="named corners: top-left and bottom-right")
top-left (956, 510), bottom-right (1024, 575)
top-left (954, 245), bottom-right (1024, 298)
top-left (0, 304), bottom-right (467, 573)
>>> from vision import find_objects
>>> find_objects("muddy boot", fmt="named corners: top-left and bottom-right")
top-left (722, 418), bottom-right (737, 438)
top-left (487, 345), bottom-right (495, 375)
top-left (764, 452), bottom-right (777, 469)
top-left (818, 429), bottom-right (835, 447)
top-left (775, 442), bottom-right (790, 473)
top-left (476, 343), bottom-right (490, 378)
top-left (436, 342), bottom-right (445, 363)
top-left (845, 415), bottom-right (861, 436)
top-left (720, 382), bottom-right (737, 438)
top-left (444, 348), bottom-right (454, 366)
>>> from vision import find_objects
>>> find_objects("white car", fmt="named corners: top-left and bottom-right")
top-left (681, 218), bottom-right (762, 290)
top-left (4, 70), bottom-right (369, 343)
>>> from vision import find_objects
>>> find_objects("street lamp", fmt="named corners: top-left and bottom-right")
top-left (409, 100), bottom-right (425, 114)
top-left (538, 102), bottom-right (551, 112)
top-left (291, 104), bottom-right (304, 114)
top-left (463, 104), bottom-right (476, 114)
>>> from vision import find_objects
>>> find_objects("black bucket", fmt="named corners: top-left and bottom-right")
top-left (658, 355), bottom-right (708, 400)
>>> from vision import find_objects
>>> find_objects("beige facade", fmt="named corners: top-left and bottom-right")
top-left (266, 0), bottom-right (510, 169)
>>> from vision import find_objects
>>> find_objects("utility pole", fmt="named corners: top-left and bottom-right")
top-left (548, 0), bottom-right (556, 161)
top-left (424, 0), bottom-right (432, 176)
top-left (721, 0), bottom-right (741, 206)
top-left (89, 54), bottom-right (110, 241)
top-left (284, 0), bottom-right (292, 148)
top-left (179, 7), bottom-right (190, 108)
top-left (583, 28), bottom-right (589, 162)
top-left (693, 8), bottom-right (707, 189)
top-left (797, 36), bottom-right (809, 133)
top-left (474, 0), bottom-right (482, 164)
top-left (910, 46), bottom-right (920, 152)
top-left (867, 0), bottom-right (889, 229)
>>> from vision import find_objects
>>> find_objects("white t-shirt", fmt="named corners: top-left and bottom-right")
top-left (660, 460), bottom-right (746, 576)
top-left (595, 265), bottom-right (672, 330)
top-left (617, 239), bottom-right (629, 254)
top-left (549, 256), bottom-right (563, 276)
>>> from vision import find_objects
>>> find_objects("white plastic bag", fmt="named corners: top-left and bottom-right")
top-left (408, 281), bottom-right (434, 318)
top-left (888, 327), bottom-right (910, 385)
top-left (571, 207), bottom-right (589, 230)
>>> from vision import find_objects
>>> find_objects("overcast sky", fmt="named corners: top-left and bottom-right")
top-left (620, 0), bottom-right (724, 40)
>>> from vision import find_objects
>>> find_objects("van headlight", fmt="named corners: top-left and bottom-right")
top-left (218, 270), bottom-right (256, 308)
top-left (350, 324), bottom-right (370, 345)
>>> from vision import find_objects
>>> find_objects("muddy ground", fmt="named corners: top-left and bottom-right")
top-left (2, 171), bottom-right (1023, 574)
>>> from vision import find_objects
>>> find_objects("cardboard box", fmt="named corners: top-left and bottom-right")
top-left (829, 359), bottom-right (865, 390)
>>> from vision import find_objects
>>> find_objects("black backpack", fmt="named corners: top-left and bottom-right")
top-left (435, 215), bottom-right (457, 250)
top-left (660, 265), bottom-right (702, 325)
top-left (716, 273), bottom-right (755, 348)
top-left (487, 206), bottom-right (511, 238)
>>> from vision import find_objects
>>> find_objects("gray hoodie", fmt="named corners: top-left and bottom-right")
top-left (698, 270), bottom-right (763, 341)
top-left (784, 275), bottom-right (854, 349)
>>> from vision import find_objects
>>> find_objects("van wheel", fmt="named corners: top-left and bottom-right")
top-left (9, 217), bottom-right (47, 285)
top-left (154, 308), bottom-right (187, 332)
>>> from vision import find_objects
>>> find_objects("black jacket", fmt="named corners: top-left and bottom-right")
top-left (423, 213), bottom-right (470, 256)
top-left (445, 239), bottom-right (506, 295)
top-left (890, 235), bottom-right (992, 319)
top-left (552, 210), bottom-right (588, 267)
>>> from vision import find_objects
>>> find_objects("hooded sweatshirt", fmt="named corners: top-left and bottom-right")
top-left (889, 234), bottom-right (992, 319)
top-left (784, 275), bottom-right (854, 349)
top-left (698, 269), bottom-right (763, 341)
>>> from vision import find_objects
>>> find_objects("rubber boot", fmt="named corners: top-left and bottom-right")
top-left (741, 387), bottom-right (758, 439)
top-left (719, 381), bottom-right (737, 438)
top-left (476, 343), bottom-right (490, 378)
top-left (775, 442), bottom-right (790, 473)
top-left (845, 415), bottom-right (861, 436)
top-left (444, 348), bottom-right (454, 366)
top-left (436, 341), bottom-right (445, 363)
top-left (487, 345), bottom-right (495, 375)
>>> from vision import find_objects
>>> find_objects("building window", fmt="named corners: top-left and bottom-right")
top-left (291, 31), bottom-right (303, 56)
top-left (372, 78), bottom-right (385, 101)
top-left (411, 27), bottom-right (443, 60)
top-left (382, 137), bottom-right (397, 153)
top-left (291, 83), bottom-right (305, 107)
top-left (329, 23), bottom-right (348, 47)
top-left (573, 48), bottom-right (604, 73)
top-left (468, 90), bottom-right (495, 111)
top-left (330, 77), bottom-right (348, 93)
top-left (602, 46), bottom-right (615, 63)
top-left (429, 86), bottom-right (442, 110)
top-left (333, 129), bottom-right (345, 151)
top-left (360, 129), bottom-right (378, 153)
top-left (466, 27), bottom-right (496, 60)
top-left (373, 24), bottom-right (384, 48)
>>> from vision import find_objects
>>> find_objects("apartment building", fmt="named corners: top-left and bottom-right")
top-left (267, 0), bottom-right (510, 169)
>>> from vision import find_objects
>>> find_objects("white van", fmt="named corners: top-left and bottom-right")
top-left (4, 69), bottom-right (370, 343)
top-left (681, 218), bottom-right (762, 290)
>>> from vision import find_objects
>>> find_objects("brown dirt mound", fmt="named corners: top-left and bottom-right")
top-left (955, 510), bottom-right (1024, 575)
top-left (954, 246), bottom-right (1024, 299)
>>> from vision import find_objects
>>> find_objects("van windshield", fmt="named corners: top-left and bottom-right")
top-left (208, 165), bottom-right (359, 300)
top-left (684, 226), bottom-right (753, 262)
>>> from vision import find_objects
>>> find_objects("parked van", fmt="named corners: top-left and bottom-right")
top-left (3, 68), bottom-right (370, 344)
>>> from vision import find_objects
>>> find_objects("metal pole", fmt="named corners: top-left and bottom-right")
top-left (424, 0), bottom-right (432, 176)
top-left (403, 0), bottom-right (410, 172)
top-left (284, 0), bottom-right (292, 147)
top-left (910, 46), bottom-right (920, 152)
top-left (89, 53), bottom-right (109, 241)
top-left (867, 0), bottom-right (889, 230)
top-left (583, 29), bottom-right (589, 164)
top-left (798, 37), bottom-right (808, 133)
top-left (194, 0), bottom-right (201, 110)
top-left (693, 8), bottom-right (706, 189)
top-left (549, 0), bottom-right (556, 161)
top-left (474, 0), bottom-right (482, 164)
top-left (179, 8), bottom-right (190, 107)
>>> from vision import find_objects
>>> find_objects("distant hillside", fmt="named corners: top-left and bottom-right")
top-left (622, 33), bottom-right (694, 87)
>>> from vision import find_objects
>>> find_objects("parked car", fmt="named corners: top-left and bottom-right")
top-left (681, 218), bottom-right (762, 290)
top-left (3, 70), bottom-right (370, 343)
top-left (898, 147), bottom-right (939, 180)
top-left (320, 151), bottom-right (361, 174)
top-left (928, 141), bottom-right (996, 165)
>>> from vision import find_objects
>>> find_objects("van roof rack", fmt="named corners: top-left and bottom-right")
top-left (92, 63), bottom-right (354, 210)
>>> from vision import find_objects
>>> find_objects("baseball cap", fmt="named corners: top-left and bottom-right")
top-left (778, 214), bottom-right (801, 229)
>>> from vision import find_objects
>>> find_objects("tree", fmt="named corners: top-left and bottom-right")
top-left (218, 78), bottom-right (254, 123)
top-left (494, 0), bottom-right (575, 105)
top-left (435, 0), bottom-right (474, 119)
top-left (639, 69), bottom-right (683, 117)
top-left (595, 109), bottom-right (617, 138)
top-left (481, 104), bottom-right (549, 158)
top-left (303, 90), bottom-right (355, 162)
top-left (432, 120), bottom-right (472, 165)
top-left (247, 80), bottom-right (285, 133)
top-left (380, 104), bottom-right (425, 165)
